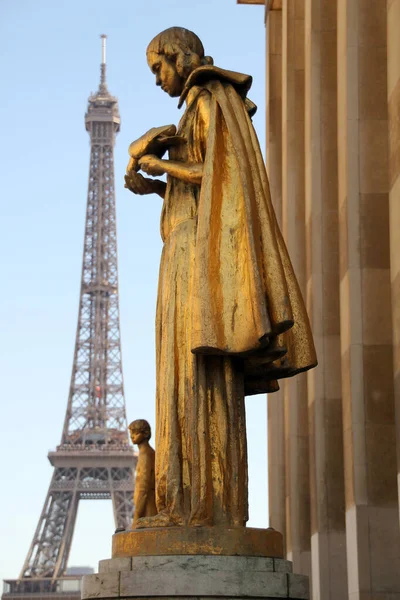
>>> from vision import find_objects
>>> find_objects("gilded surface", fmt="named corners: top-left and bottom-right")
top-left (112, 527), bottom-right (283, 559)
top-left (125, 27), bottom-right (317, 530)
top-left (128, 420), bottom-right (157, 527)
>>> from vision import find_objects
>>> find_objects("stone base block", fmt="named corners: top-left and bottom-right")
top-left (82, 555), bottom-right (308, 600)
top-left (112, 527), bottom-right (283, 559)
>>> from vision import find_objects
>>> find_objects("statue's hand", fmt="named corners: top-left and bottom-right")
top-left (138, 154), bottom-right (166, 176)
top-left (124, 171), bottom-right (160, 195)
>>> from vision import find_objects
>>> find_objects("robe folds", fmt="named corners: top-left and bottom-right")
top-left (183, 67), bottom-right (317, 394)
top-left (154, 66), bottom-right (317, 527)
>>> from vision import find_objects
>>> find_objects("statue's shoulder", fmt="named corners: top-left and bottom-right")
top-left (178, 66), bottom-right (253, 109)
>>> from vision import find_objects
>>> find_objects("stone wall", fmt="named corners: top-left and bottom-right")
top-left (249, 0), bottom-right (400, 597)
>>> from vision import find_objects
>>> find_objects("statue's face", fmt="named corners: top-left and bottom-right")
top-left (147, 51), bottom-right (185, 97)
top-left (130, 429), bottom-right (146, 445)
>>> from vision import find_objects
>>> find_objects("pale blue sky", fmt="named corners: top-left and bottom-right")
top-left (0, 0), bottom-right (267, 582)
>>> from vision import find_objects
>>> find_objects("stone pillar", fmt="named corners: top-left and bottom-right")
top-left (281, 0), bottom-right (311, 580)
top-left (266, 7), bottom-right (283, 227)
top-left (387, 0), bottom-right (400, 524)
top-left (303, 1), bottom-right (348, 598)
top-left (336, 0), bottom-right (400, 596)
top-left (266, 5), bottom-right (286, 547)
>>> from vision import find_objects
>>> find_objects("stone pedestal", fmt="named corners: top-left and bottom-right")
top-left (82, 528), bottom-right (309, 600)
top-left (82, 555), bottom-right (308, 600)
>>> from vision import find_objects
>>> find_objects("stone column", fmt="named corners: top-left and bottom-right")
top-left (266, 6), bottom-right (286, 547)
top-left (337, 0), bottom-right (400, 596)
top-left (303, 1), bottom-right (348, 598)
top-left (266, 7), bottom-right (283, 228)
top-left (281, 0), bottom-right (311, 580)
top-left (387, 0), bottom-right (400, 525)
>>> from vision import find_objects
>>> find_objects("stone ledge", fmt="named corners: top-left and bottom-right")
top-left (274, 559), bottom-right (293, 573)
top-left (99, 555), bottom-right (293, 574)
top-left (288, 574), bottom-right (309, 599)
top-left (101, 555), bottom-right (275, 573)
top-left (99, 557), bottom-right (132, 573)
top-left (82, 572), bottom-right (119, 599)
top-left (120, 568), bottom-right (287, 597)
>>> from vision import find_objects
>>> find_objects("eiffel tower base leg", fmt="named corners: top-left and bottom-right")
top-left (81, 529), bottom-right (309, 600)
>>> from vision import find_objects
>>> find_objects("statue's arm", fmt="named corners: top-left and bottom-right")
top-left (138, 155), bottom-right (203, 185)
top-left (138, 90), bottom-right (210, 186)
top-left (124, 171), bottom-right (166, 199)
top-left (158, 159), bottom-right (203, 185)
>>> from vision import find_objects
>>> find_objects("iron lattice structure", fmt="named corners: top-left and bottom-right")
top-left (3, 37), bottom-right (136, 600)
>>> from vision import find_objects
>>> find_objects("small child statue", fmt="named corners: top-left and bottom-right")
top-left (128, 419), bottom-right (157, 528)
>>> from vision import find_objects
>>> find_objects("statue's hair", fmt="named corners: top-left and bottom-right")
top-left (147, 27), bottom-right (214, 79)
top-left (128, 419), bottom-right (151, 440)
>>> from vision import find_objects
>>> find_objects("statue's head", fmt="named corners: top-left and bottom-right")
top-left (146, 27), bottom-right (213, 97)
top-left (128, 419), bottom-right (151, 444)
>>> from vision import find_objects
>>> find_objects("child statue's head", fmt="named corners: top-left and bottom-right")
top-left (128, 419), bottom-right (151, 445)
top-left (146, 27), bottom-right (213, 97)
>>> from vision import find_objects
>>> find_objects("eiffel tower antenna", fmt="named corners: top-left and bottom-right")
top-left (3, 37), bottom-right (136, 600)
top-left (100, 34), bottom-right (107, 91)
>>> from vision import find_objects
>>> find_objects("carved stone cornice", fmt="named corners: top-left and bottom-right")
top-left (237, 0), bottom-right (282, 8)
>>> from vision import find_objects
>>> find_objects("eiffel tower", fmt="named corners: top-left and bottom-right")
top-left (3, 36), bottom-right (136, 600)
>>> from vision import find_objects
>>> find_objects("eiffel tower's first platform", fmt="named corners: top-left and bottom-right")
top-left (2, 36), bottom-right (137, 600)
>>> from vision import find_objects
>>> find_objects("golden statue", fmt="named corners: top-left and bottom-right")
top-left (125, 27), bottom-right (317, 530)
top-left (128, 420), bottom-right (157, 527)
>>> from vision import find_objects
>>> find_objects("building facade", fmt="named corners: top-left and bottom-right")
top-left (239, 1), bottom-right (400, 598)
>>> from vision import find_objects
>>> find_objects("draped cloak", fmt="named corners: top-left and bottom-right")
top-left (179, 66), bottom-right (317, 394)
top-left (154, 66), bottom-right (317, 527)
